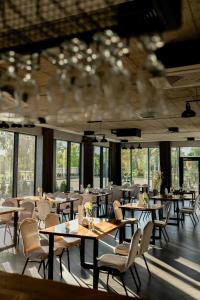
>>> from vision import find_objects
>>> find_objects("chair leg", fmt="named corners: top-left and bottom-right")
top-left (114, 229), bottom-right (119, 240)
top-left (42, 260), bottom-right (46, 279)
top-left (161, 229), bottom-right (168, 243)
top-left (130, 266), bottom-right (139, 291)
top-left (163, 227), bottom-right (169, 241)
top-left (119, 274), bottom-right (128, 297)
top-left (66, 248), bottom-right (70, 272)
top-left (38, 260), bottom-right (42, 273)
top-left (189, 214), bottom-right (195, 226)
top-left (59, 255), bottom-right (63, 278)
top-left (3, 225), bottom-right (7, 244)
top-left (133, 264), bottom-right (141, 287)
top-left (195, 212), bottom-right (199, 221)
top-left (106, 271), bottom-right (110, 289)
top-left (22, 258), bottom-right (29, 275)
top-left (143, 254), bottom-right (151, 276)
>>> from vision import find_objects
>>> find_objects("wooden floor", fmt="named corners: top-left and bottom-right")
top-left (0, 205), bottom-right (199, 300)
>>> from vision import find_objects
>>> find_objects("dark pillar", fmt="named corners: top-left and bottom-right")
top-left (83, 141), bottom-right (93, 187)
top-left (160, 141), bottom-right (171, 194)
top-left (109, 142), bottom-right (121, 185)
top-left (42, 128), bottom-right (54, 192)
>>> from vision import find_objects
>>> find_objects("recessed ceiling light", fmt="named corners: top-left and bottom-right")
top-left (168, 127), bottom-right (179, 133)
top-left (11, 123), bottom-right (22, 128)
top-left (187, 137), bottom-right (195, 141)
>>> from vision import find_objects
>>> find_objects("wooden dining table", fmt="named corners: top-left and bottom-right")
top-left (0, 206), bottom-right (23, 251)
top-left (120, 203), bottom-right (164, 244)
top-left (40, 218), bottom-right (124, 288)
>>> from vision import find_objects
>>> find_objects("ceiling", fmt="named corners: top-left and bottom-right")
top-left (1, 0), bottom-right (200, 142)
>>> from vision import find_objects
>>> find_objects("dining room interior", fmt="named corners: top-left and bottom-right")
top-left (0, 1), bottom-right (199, 300)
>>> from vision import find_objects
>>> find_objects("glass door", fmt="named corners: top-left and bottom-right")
top-left (180, 158), bottom-right (200, 193)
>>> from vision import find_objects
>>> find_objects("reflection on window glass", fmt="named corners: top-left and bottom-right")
top-left (180, 147), bottom-right (200, 157)
top-left (17, 134), bottom-right (35, 196)
top-left (55, 140), bottom-right (67, 192)
top-left (171, 147), bottom-right (179, 189)
top-left (70, 142), bottom-right (80, 191)
top-left (121, 149), bottom-right (131, 184)
top-left (149, 148), bottom-right (160, 189)
top-left (93, 146), bottom-right (100, 188)
top-left (132, 149), bottom-right (148, 185)
top-left (103, 148), bottom-right (109, 187)
top-left (0, 131), bottom-right (14, 199)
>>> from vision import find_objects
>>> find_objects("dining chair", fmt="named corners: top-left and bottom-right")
top-left (179, 195), bottom-right (199, 226)
top-left (20, 218), bottom-right (49, 278)
top-left (44, 213), bottom-right (81, 276)
top-left (114, 221), bottom-right (154, 276)
top-left (153, 201), bottom-right (172, 243)
top-left (18, 201), bottom-right (35, 244)
top-left (113, 200), bottom-right (138, 239)
top-left (97, 228), bottom-right (142, 295)
top-left (36, 199), bottom-right (51, 228)
top-left (0, 200), bottom-right (15, 243)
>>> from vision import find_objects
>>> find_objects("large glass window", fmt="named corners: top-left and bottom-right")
top-left (17, 134), bottom-right (35, 196)
top-left (132, 149), bottom-right (148, 186)
top-left (103, 147), bottom-right (109, 188)
top-left (121, 149), bottom-right (131, 184)
top-left (121, 147), bottom-right (160, 188)
top-left (149, 148), bottom-right (160, 189)
top-left (180, 147), bottom-right (200, 157)
top-left (171, 147), bottom-right (180, 189)
top-left (0, 131), bottom-right (14, 199)
top-left (93, 146), bottom-right (101, 188)
top-left (70, 142), bottom-right (80, 191)
top-left (55, 140), bottom-right (68, 192)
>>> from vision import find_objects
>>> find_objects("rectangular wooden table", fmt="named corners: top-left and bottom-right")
top-left (120, 203), bottom-right (164, 244)
top-left (40, 218), bottom-right (124, 288)
top-left (0, 206), bottom-right (23, 251)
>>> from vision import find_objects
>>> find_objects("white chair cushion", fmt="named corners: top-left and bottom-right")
top-left (97, 253), bottom-right (127, 272)
top-left (114, 242), bottom-right (130, 256)
top-left (121, 217), bottom-right (138, 224)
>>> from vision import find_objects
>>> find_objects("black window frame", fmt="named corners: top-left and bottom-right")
top-left (93, 145), bottom-right (109, 188)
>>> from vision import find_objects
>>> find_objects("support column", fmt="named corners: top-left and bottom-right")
top-left (83, 141), bottom-right (93, 187)
top-left (42, 128), bottom-right (54, 192)
top-left (109, 142), bottom-right (121, 185)
top-left (160, 141), bottom-right (171, 194)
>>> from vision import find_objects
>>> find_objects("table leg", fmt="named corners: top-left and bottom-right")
top-left (80, 239), bottom-right (85, 266)
top-left (105, 194), bottom-right (108, 217)
top-left (93, 239), bottom-right (99, 289)
top-left (151, 211), bottom-right (156, 245)
top-left (70, 201), bottom-right (74, 220)
top-left (57, 203), bottom-right (60, 215)
top-left (13, 211), bottom-right (18, 247)
top-left (48, 234), bottom-right (54, 280)
top-left (96, 196), bottom-right (99, 218)
top-left (176, 201), bottom-right (179, 226)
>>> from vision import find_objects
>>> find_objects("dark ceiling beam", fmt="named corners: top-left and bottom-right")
top-left (156, 38), bottom-right (200, 69)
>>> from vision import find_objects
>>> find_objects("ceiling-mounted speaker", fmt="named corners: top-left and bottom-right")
top-left (84, 130), bottom-right (95, 136)
top-left (187, 137), bottom-right (195, 141)
top-left (111, 128), bottom-right (141, 137)
top-left (168, 127), bottom-right (179, 133)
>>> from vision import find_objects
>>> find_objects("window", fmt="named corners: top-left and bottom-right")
top-left (0, 131), bottom-right (14, 199)
top-left (70, 142), bottom-right (80, 191)
top-left (132, 149), bottom-right (148, 186)
top-left (121, 147), bottom-right (160, 189)
top-left (17, 134), bottom-right (36, 196)
top-left (149, 148), bottom-right (160, 190)
top-left (103, 147), bottom-right (109, 187)
top-left (121, 149), bottom-right (131, 184)
top-left (55, 140), bottom-right (68, 192)
top-left (55, 140), bottom-right (81, 192)
top-left (93, 146), bottom-right (101, 188)
top-left (171, 147), bottom-right (180, 189)
top-left (180, 147), bottom-right (200, 157)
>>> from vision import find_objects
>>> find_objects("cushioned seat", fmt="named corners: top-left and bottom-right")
top-left (97, 254), bottom-right (128, 272)
top-left (114, 242), bottom-right (130, 256)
